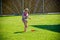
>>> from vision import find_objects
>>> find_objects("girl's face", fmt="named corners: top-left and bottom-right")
top-left (25, 10), bottom-right (28, 13)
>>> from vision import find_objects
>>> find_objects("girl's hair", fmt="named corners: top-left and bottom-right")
top-left (23, 8), bottom-right (29, 13)
top-left (25, 8), bottom-right (29, 11)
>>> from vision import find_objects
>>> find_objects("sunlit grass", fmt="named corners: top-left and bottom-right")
top-left (0, 14), bottom-right (60, 40)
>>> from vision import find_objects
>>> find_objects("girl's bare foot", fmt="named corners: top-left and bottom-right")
top-left (23, 30), bottom-right (27, 32)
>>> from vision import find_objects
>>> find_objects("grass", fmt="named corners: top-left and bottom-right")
top-left (0, 14), bottom-right (60, 40)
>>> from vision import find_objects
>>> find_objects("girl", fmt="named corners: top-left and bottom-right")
top-left (22, 8), bottom-right (30, 32)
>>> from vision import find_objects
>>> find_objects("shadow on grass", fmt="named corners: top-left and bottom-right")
top-left (14, 31), bottom-right (24, 34)
top-left (30, 24), bottom-right (60, 33)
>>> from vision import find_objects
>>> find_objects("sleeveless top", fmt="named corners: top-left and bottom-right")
top-left (22, 12), bottom-right (28, 19)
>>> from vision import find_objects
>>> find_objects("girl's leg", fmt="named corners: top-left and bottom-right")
top-left (23, 21), bottom-right (28, 32)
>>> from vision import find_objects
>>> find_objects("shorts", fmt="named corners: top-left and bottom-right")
top-left (22, 18), bottom-right (27, 22)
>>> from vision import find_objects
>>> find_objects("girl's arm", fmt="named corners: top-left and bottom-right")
top-left (28, 14), bottom-right (31, 19)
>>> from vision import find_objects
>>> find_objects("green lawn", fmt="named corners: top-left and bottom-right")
top-left (0, 14), bottom-right (60, 40)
